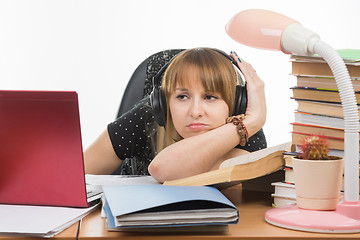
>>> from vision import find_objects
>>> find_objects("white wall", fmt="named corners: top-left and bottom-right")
top-left (0, 0), bottom-right (359, 149)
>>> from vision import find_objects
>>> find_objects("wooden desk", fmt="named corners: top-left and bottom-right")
top-left (0, 221), bottom-right (80, 240)
top-left (78, 191), bottom-right (360, 240)
top-left (54, 221), bottom-right (80, 240)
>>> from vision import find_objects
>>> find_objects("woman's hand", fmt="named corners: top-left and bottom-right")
top-left (230, 52), bottom-right (266, 137)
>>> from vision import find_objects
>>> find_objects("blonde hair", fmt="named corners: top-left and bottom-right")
top-left (156, 48), bottom-right (238, 151)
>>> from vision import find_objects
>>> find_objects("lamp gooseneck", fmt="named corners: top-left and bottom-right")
top-left (313, 41), bottom-right (359, 202)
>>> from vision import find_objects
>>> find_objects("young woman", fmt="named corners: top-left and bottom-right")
top-left (84, 48), bottom-right (266, 183)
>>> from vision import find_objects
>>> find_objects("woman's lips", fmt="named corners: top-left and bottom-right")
top-left (187, 123), bottom-right (208, 130)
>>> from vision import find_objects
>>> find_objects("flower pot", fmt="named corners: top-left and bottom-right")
top-left (292, 156), bottom-right (344, 210)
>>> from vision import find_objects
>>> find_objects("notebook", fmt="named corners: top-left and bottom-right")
top-left (0, 90), bottom-right (101, 207)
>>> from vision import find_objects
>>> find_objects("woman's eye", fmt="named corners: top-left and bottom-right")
top-left (176, 94), bottom-right (188, 100)
top-left (205, 95), bottom-right (219, 100)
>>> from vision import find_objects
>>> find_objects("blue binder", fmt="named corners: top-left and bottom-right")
top-left (102, 185), bottom-right (239, 230)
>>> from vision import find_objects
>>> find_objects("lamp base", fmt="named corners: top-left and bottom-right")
top-left (265, 203), bottom-right (360, 233)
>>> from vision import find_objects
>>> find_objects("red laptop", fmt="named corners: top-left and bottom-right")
top-left (0, 90), bottom-right (98, 207)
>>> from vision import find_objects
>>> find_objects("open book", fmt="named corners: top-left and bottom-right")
top-left (163, 142), bottom-right (293, 189)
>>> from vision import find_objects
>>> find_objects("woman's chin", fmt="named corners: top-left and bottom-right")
top-left (183, 130), bottom-right (208, 138)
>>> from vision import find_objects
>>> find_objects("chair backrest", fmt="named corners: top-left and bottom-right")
top-left (116, 58), bottom-right (147, 118)
top-left (116, 49), bottom-right (185, 118)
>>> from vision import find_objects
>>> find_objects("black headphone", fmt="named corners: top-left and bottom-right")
top-left (150, 48), bottom-right (247, 127)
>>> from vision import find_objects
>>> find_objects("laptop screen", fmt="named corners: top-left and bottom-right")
top-left (0, 90), bottom-right (89, 207)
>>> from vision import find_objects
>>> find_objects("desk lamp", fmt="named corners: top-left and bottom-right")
top-left (226, 9), bottom-right (360, 233)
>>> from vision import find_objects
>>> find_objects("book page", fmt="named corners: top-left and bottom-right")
top-left (85, 175), bottom-right (160, 186)
top-left (219, 142), bottom-right (292, 169)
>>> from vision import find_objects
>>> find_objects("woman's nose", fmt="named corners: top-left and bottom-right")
top-left (190, 99), bottom-right (205, 118)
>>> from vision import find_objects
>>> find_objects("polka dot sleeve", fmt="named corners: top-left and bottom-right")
top-left (107, 97), bottom-right (156, 161)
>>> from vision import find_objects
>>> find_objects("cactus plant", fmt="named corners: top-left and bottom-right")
top-left (293, 135), bottom-right (343, 210)
top-left (299, 135), bottom-right (330, 160)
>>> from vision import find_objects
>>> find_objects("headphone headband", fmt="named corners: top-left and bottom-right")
top-left (152, 48), bottom-right (242, 89)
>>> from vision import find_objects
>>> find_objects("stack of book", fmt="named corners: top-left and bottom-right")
top-left (290, 49), bottom-right (360, 153)
top-left (271, 153), bottom-right (296, 207)
top-left (271, 50), bottom-right (360, 208)
top-left (271, 182), bottom-right (296, 207)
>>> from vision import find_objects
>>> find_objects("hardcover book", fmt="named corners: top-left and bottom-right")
top-left (291, 87), bottom-right (360, 105)
top-left (291, 123), bottom-right (346, 139)
top-left (291, 61), bottom-right (360, 78)
top-left (293, 111), bottom-right (360, 130)
top-left (295, 76), bottom-right (360, 91)
top-left (271, 182), bottom-right (296, 207)
top-left (295, 99), bottom-right (360, 118)
top-left (291, 49), bottom-right (360, 65)
top-left (291, 132), bottom-right (350, 151)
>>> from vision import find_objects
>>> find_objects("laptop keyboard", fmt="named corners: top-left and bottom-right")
top-left (86, 185), bottom-right (103, 202)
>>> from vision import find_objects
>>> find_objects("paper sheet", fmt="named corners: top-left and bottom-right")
top-left (0, 203), bottom-right (99, 238)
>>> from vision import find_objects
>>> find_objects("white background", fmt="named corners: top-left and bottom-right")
top-left (0, 0), bottom-right (359, 150)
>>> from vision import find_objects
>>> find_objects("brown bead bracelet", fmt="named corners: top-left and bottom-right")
top-left (226, 114), bottom-right (248, 146)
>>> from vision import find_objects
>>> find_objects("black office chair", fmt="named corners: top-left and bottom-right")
top-left (113, 49), bottom-right (184, 175)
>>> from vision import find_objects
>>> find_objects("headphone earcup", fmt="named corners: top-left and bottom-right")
top-left (150, 86), bottom-right (167, 127)
top-left (233, 85), bottom-right (247, 115)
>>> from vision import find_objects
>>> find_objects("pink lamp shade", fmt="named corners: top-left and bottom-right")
top-left (225, 9), bottom-right (297, 52)
top-left (226, 9), bottom-right (320, 56)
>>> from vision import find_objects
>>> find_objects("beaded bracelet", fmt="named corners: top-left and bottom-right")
top-left (226, 114), bottom-right (248, 146)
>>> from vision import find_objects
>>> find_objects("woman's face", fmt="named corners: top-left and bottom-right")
top-left (169, 78), bottom-right (229, 139)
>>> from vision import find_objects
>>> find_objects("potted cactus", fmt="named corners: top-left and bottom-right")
top-left (292, 135), bottom-right (344, 210)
